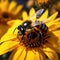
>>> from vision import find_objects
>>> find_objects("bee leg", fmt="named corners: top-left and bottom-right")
top-left (40, 24), bottom-right (48, 32)
top-left (38, 32), bottom-right (43, 43)
top-left (17, 31), bottom-right (22, 39)
top-left (44, 26), bottom-right (48, 32)
top-left (39, 32), bottom-right (43, 38)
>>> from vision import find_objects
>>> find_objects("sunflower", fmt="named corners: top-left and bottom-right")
top-left (50, 1), bottom-right (60, 16)
top-left (0, 8), bottom-right (60, 60)
top-left (0, 0), bottom-right (23, 38)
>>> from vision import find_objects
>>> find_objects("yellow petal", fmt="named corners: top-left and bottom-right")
top-left (46, 21), bottom-right (54, 27)
top-left (35, 48), bottom-right (46, 60)
top-left (9, 46), bottom-right (24, 60)
top-left (18, 48), bottom-right (26, 60)
top-left (46, 12), bottom-right (58, 27)
top-left (34, 51), bottom-right (40, 60)
top-left (29, 8), bottom-right (36, 22)
top-left (43, 46), bottom-right (58, 60)
top-left (7, 20), bottom-right (17, 26)
top-left (8, 1), bottom-right (17, 12)
top-left (9, 20), bottom-right (23, 34)
top-left (26, 50), bottom-right (35, 60)
top-left (0, 40), bottom-right (19, 55)
top-left (26, 48), bottom-right (45, 60)
top-left (48, 12), bottom-right (58, 22)
top-left (22, 11), bottom-right (28, 21)
top-left (29, 8), bottom-right (35, 17)
top-left (13, 5), bottom-right (23, 15)
top-left (31, 49), bottom-right (40, 60)
top-left (39, 9), bottom-right (48, 21)
top-left (0, 20), bottom-right (23, 43)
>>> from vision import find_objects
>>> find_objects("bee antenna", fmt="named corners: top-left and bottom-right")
top-left (13, 27), bottom-right (18, 34)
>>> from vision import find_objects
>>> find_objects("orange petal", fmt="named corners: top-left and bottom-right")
top-left (52, 30), bottom-right (60, 38)
top-left (0, 0), bottom-right (9, 11)
top-left (43, 46), bottom-right (58, 60)
top-left (8, 1), bottom-right (17, 12)
top-left (0, 23), bottom-right (9, 38)
top-left (13, 5), bottom-right (23, 15)
top-left (46, 43), bottom-right (60, 54)
top-left (47, 30), bottom-right (60, 45)
top-left (38, 48), bottom-right (46, 60)
top-left (47, 30), bottom-right (60, 53)
top-left (48, 22), bottom-right (60, 31)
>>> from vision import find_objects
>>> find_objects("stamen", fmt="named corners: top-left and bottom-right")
top-left (27, 32), bottom-right (37, 39)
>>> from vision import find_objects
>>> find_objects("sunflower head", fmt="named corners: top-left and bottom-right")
top-left (0, 11), bottom-right (15, 23)
top-left (0, 0), bottom-right (23, 24)
top-left (0, 8), bottom-right (60, 60)
top-left (17, 19), bottom-right (49, 48)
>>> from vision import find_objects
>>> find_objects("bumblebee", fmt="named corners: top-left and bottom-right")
top-left (16, 9), bottom-right (48, 47)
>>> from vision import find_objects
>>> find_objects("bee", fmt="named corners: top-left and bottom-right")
top-left (15, 8), bottom-right (49, 47)
top-left (17, 9), bottom-right (48, 35)
top-left (17, 9), bottom-right (45, 34)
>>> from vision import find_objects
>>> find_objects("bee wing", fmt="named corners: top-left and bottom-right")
top-left (42, 18), bottom-right (51, 23)
top-left (31, 19), bottom-right (42, 26)
top-left (28, 9), bottom-right (44, 20)
top-left (32, 18), bottom-right (51, 27)
top-left (28, 9), bottom-right (45, 27)
top-left (36, 9), bottom-right (44, 18)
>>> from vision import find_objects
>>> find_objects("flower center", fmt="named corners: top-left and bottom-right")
top-left (27, 32), bottom-right (37, 39)
top-left (0, 12), bottom-right (16, 23)
top-left (2, 13), bottom-right (9, 18)
top-left (18, 24), bottom-right (49, 48)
